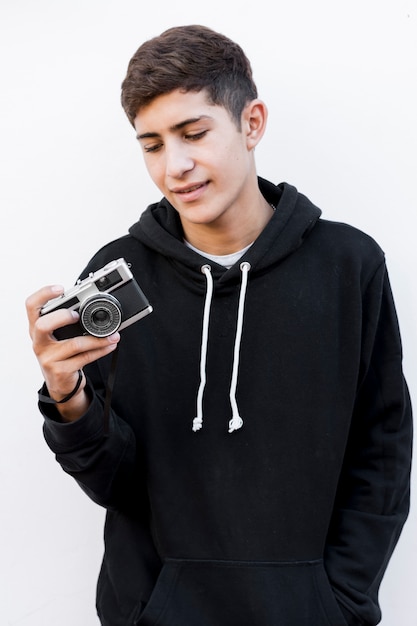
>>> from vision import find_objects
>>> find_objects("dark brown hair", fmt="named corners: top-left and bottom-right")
top-left (121, 25), bottom-right (258, 127)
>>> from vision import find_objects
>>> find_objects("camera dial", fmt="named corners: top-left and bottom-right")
top-left (80, 293), bottom-right (122, 337)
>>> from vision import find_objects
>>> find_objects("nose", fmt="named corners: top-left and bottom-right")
top-left (165, 142), bottom-right (194, 179)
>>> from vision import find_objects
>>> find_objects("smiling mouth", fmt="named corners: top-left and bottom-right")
top-left (174, 183), bottom-right (206, 194)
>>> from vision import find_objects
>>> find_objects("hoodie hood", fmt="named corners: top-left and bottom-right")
top-left (129, 179), bottom-right (322, 285)
top-left (128, 179), bottom-right (322, 433)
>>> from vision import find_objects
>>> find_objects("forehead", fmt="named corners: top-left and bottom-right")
top-left (133, 89), bottom-right (232, 134)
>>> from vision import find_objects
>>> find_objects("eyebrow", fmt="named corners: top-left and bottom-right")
top-left (136, 115), bottom-right (212, 141)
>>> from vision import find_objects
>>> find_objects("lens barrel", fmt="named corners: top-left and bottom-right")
top-left (80, 293), bottom-right (122, 337)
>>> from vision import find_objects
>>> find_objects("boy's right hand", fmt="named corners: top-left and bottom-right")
top-left (26, 285), bottom-right (120, 422)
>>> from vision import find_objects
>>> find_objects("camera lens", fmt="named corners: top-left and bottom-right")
top-left (92, 309), bottom-right (112, 327)
top-left (80, 294), bottom-right (122, 337)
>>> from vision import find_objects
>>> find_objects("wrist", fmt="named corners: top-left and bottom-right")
top-left (38, 370), bottom-right (84, 405)
top-left (38, 371), bottom-right (91, 423)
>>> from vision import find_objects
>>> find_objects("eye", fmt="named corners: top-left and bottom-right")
top-left (185, 130), bottom-right (207, 141)
top-left (143, 142), bottom-right (163, 154)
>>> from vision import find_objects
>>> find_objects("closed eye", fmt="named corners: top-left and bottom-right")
top-left (185, 130), bottom-right (207, 141)
top-left (143, 142), bottom-right (163, 153)
top-left (141, 129), bottom-right (208, 153)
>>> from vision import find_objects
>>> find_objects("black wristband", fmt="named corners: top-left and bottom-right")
top-left (38, 370), bottom-right (83, 404)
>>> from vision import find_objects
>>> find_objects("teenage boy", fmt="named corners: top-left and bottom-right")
top-left (26, 25), bottom-right (412, 626)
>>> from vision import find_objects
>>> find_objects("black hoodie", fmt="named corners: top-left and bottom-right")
top-left (41, 180), bottom-right (412, 626)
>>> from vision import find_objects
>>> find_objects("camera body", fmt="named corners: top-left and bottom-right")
top-left (41, 258), bottom-right (152, 340)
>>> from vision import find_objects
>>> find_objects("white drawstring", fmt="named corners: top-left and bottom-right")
top-left (193, 262), bottom-right (251, 433)
top-left (228, 262), bottom-right (251, 432)
top-left (192, 265), bottom-right (213, 432)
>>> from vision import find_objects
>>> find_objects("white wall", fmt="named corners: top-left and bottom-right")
top-left (1, 1), bottom-right (416, 623)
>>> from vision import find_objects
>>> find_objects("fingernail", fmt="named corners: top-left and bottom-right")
top-left (108, 332), bottom-right (120, 343)
top-left (51, 285), bottom-right (64, 294)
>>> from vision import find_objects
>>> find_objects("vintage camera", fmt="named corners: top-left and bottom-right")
top-left (41, 258), bottom-right (152, 340)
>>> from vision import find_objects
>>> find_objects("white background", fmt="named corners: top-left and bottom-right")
top-left (1, 1), bottom-right (416, 624)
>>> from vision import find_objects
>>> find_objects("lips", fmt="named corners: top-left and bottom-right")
top-left (170, 181), bottom-right (209, 204)
top-left (172, 182), bottom-right (206, 194)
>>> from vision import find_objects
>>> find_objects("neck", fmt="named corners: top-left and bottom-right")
top-left (182, 194), bottom-right (274, 256)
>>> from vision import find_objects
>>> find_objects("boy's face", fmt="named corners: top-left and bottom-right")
top-left (134, 89), bottom-right (262, 235)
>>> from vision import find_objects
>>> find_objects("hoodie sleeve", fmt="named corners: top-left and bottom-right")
top-left (41, 370), bottom-right (140, 511)
top-left (324, 262), bottom-right (413, 625)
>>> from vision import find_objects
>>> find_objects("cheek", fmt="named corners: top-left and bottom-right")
top-left (219, 142), bottom-right (250, 178)
top-left (224, 133), bottom-right (249, 162)
top-left (210, 142), bottom-right (240, 176)
top-left (143, 156), bottom-right (165, 187)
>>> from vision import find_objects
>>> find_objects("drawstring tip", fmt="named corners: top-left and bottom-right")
top-left (228, 415), bottom-right (243, 433)
top-left (192, 416), bottom-right (203, 432)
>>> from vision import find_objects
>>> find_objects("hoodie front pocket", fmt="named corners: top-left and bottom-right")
top-left (134, 561), bottom-right (182, 625)
top-left (135, 558), bottom-right (348, 626)
top-left (313, 563), bottom-right (349, 626)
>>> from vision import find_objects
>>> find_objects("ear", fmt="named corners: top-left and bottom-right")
top-left (242, 99), bottom-right (268, 150)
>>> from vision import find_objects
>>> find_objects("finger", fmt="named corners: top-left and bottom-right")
top-left (35, 322), bottom-right (120, 363)
top-left (63, 332), bottom-right (120, 359)
top-left (76, 335), bottom-right (120, 369)
top-left (25, 285), bottom-right (64, 326)
top-left (40, 333), bottom-right (120, 378)
top-left (35, 308), bottom-right (80, 342)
